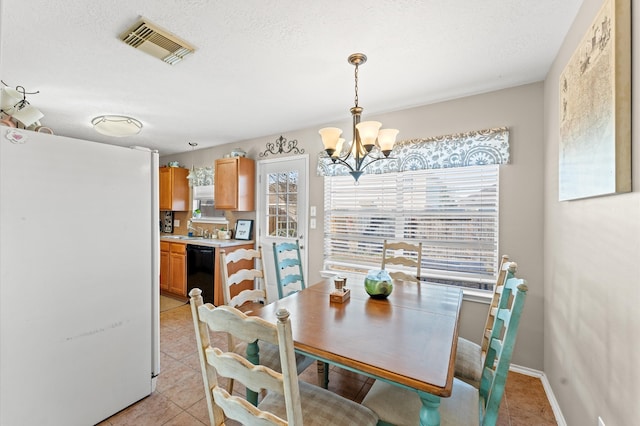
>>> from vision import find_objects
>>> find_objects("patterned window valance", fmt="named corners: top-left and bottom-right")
top-left (317, 126), bottom-right (509, 177)
top-left (187, 166), bottom-right (214, 186)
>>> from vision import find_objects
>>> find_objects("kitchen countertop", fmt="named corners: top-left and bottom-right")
top-left (160, 234), bottom-right (254, 248)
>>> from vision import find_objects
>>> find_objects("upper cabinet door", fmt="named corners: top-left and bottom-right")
top-left (215, 157), bottom-right (255, 211)
top-left (159, 167), bottom-right (189, 211)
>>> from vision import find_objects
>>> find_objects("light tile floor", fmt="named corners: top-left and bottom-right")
top-left (99, 303), bottom-right (557, 425)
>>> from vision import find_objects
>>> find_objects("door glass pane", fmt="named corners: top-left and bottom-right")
top-left (266, 171), bottom-right (299, 237)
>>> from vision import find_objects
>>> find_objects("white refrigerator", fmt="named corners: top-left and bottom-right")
top-left (0, 129), bottom-right (160, 425)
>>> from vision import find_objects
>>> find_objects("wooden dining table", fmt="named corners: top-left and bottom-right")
top-left (249, 278), bottom-right (463, 426)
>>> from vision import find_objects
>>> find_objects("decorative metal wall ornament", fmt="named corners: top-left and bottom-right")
top-left (317, 126), bottom-right (510, 177)
top-left (259, 135), bottom-right (305, 157)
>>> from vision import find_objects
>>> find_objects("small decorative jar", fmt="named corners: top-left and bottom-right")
top-left (333, 276), bottom-right (347, 291)
top-left (218, 229), bottom-right (232, 239)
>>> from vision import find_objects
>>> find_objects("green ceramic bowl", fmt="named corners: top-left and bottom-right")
top-left (364, 270), bottom-right (393, 299)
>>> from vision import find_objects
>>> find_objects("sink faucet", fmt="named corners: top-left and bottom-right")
top-left (196, 227), bottom-right (205, 237)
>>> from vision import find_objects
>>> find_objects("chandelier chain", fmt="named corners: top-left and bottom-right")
top-left (354, 64), bottom-right (359, 107)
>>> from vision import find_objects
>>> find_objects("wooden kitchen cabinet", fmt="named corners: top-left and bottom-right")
top-left (215, 157), bottom-right (255, 211)
top-left (160, 241), bottom-right (187, 299)
top-left (169, 243), bottom-right (187, 296)
top-left (160, 242), bottom-right (170, 292)
top-left (159, 167), bottom-right (189, 211)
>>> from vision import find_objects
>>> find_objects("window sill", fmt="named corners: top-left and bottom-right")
top-left (320, 269), bottom-right (492, 304)
top-left (461, 288), bottom-right (492, 304)
top-left (190, 217), bottom-right (228, 225)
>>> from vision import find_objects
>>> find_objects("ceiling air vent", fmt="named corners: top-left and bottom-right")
top-left (120, 18), bottom-right (195, 65)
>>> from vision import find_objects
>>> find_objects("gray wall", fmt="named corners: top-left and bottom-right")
top-left (162, 4), bottom-right (640, 421)
top-left (163, 82), bottom-right (546, 371)
top-left (543, 1), bottom-right (640, 424)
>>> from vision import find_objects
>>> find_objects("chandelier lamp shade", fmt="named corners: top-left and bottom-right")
top-left (319, 53), bottom-right (399, 182)
top-left (91, 115), bottom-right (143, 137)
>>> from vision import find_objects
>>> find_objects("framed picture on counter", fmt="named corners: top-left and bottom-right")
top-left (235, 219), bottom-right (253, 240)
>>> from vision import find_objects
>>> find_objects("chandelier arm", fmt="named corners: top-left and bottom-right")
top-left (332, 146), bottom-right (355, 163)
top-left (326, 155), bottom-right (356, 173)
top-left (353, 149), bottom-right (366, 171)
top-left (359, 155), bottom-right (394, 169)
top-left (328, 150), bottom-right (391, 174)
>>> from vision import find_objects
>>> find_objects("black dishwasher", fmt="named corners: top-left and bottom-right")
top-left (186, 244), bottom-right (215, 305)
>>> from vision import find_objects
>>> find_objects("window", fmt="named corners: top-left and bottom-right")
top-left (267, 171), bottom-right (299, 237)
top-left (323, 164), bottom-right (499, 290)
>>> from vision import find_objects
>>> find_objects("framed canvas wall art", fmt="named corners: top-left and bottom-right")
top-left (558, 0), bottom-right (631, 201)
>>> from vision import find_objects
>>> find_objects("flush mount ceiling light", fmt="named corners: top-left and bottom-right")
top-left (91, 115), bottom-right (143, 137)
top-left (319, 53), bottom-right (399, 182)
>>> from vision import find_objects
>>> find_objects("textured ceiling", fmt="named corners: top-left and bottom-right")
top-left (0, 0), bottom-right (583, 155)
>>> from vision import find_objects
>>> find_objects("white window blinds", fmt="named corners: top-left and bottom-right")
top-left (323, 164), bottom-right (499, 289)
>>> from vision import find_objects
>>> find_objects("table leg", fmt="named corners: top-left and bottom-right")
top-left (316, 360), bottom-right (329, 389)
top-left (417, 391), bottom-right (441, 426)
top-left (246, 340), bottom-right (259, 406)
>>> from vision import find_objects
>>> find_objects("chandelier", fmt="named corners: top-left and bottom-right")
top-left (319, 53), bottom-right (399, 182)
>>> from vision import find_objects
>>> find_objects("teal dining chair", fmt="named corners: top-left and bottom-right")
top-left (272, 239), bottom-right (332, 389)
top-left (362, 272), bottom-right (529, 426)
top-left (272, 240), bottom-right (306, 299)
top-left (454, 255), bottom-right (517, 388)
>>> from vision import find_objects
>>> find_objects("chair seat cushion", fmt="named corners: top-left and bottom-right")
top-left (234, 340), bottom-right (315, 374)
top-left (454, 337), bottom-right (482, 388)
top-left (361, 378), bottom-right (479, 426)
top-left (259, 380), bottom-right (379, 425)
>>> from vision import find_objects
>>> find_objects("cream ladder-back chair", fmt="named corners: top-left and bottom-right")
top-left (381, 240), bottom-right (423, 283)
top-left (455, 255), bottom-right (517, 388)
top-left (362, 272), bottom-right (529, 426)
top-left (272, 240), bottom-right (306, 299)
top-left (219, 247), bottom-right (314, 394)
top-left (189, 289), bottom-right (379, 426)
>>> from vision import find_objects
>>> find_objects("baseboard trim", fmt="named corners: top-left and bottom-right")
top-left (509, 364), bottom-right (567, 426)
